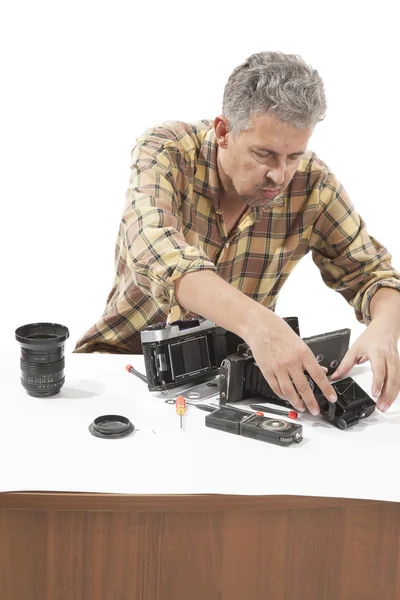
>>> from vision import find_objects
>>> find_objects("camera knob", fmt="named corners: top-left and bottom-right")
top-left (146, 323), bottom-right (166, 331)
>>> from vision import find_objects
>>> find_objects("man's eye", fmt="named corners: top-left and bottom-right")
top-left (253, 151), bottom-right (269, 158)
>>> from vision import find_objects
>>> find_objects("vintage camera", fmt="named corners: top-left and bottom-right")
top-left (219, 327), bottom-right (376, 430)
top-left (140, 316), bottom-right (300, 392)
top-left (219, 328), bottom-right (351, 402)
top-left (140, 318), bottom-right (244, 391)
top-left (313, 377), bottom-right (376, 430)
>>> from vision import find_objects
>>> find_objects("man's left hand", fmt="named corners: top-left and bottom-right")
top-left (330, 321), bottom-right (400, 412)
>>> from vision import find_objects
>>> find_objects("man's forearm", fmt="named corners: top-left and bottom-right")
top-left (369, 287), bottom-right (400, 338)
top-left (174, 270), bottom-right (269, 341)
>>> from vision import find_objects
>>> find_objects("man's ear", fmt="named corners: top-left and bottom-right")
top-left (214, 115), bottom-right (229, 149)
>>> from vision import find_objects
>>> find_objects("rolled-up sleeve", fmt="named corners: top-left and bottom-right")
top-left (122, 139), bottom-right (217, 322)
top-left (309, 169), bottom-right (400, 324)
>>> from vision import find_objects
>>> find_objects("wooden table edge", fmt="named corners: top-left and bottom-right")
top-left (0, 492), bottom-right (393, 512)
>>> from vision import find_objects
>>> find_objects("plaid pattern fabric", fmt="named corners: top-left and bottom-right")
top-left (74, 119), bottom-right (400, 354)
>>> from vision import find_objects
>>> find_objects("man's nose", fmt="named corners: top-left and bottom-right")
top-left (267, 162), bottom-right (286, 186)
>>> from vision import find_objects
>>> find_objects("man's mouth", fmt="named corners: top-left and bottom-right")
top-left (261, 188), bottom-right (280, 198)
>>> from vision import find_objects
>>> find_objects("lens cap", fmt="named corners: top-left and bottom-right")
top-left (88, 415), bottom-right (135, 439)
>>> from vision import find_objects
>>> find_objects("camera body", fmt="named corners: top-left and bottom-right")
top-left (219, 327), bottom-right (351, 402)
top-left (140, 316), bottom-right (300, 391)
top-left (219, 328), bottom-right (376, 429)
top-left (141, 318), bottom-right (244, 391)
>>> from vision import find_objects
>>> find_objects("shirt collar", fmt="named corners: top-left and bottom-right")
top-left (194, 127), bottom-right (221, 210)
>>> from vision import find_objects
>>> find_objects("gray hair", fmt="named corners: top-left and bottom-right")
top-left (222, 51), bottom-right (327, 133)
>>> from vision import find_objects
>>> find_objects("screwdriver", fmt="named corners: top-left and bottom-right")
top-left (210, 401), bottom-right (298, 420)
top-left (125, 364), bottom-right (148, 383)
top-left (250, 404), bottom-right (298, 419)
top-left (175, 395), bottom-right (187, 429)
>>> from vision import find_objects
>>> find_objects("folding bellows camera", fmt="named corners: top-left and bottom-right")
top-left (141, 317), bottom-right (376, 430)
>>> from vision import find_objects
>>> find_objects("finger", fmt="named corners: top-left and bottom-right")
top-left (356, 355), bottom-right (368, 364)
top-left (276, 372), bottom-right (309, 413)
top-left (330, 347), bottom-right (358, 381)
top-left (371, 354), bottom-right (386, 399)
top-left (290, 370), bottom-right (321, 415)
top-left (263, 372), bottom-right (285, 400)
top-left (376, 356), bottom-right (400, 412)
top-left (303, 354), bottom-right (337, 403)
top-left (261, 370), bottom-right (306, 412)
top-left (321, 366), bottom-right (335, 381)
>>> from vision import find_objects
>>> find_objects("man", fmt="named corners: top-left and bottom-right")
top-left (75, 51), bottom-right (400, 416)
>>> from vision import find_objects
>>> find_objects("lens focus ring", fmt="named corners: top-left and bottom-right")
top-left (20, 356), bottom-right (65, 374)
top-left (21, 346), bottom-right (63, 364)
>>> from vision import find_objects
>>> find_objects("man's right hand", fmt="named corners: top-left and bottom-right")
top-left (174, 270), bottom-right (337, 415)
top-left (244, 312), bottom-right (337, 415)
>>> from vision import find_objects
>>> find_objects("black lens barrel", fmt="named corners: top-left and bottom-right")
top-left (15, 322), bottom-right (69, 397)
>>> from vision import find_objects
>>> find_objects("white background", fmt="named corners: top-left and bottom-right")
top-left (1, 0), bottom-right (399, 356)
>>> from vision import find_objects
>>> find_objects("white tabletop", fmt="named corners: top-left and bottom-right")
top-left (1, 347), bottom-right (399, 500)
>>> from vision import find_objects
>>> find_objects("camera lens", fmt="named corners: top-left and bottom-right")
top-left (317, 395), bottom-right (336, 421)
top-left (15, 322), bottom-right (69, 397)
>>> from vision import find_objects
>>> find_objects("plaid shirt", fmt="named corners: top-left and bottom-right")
top-left (74, 119), bottom-right (400, 354)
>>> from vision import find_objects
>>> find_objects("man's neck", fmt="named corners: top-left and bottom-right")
top-left (216, 146), bottom-right (238, 199)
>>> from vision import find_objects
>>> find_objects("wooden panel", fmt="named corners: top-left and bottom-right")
top-left (162, 512), bottom-right (223, 599)
top-left (46, 512), bottom-right (141, 600)
top-left (1, 498), bottom-right (400, 600)
top-left (339, 503), bottom-right (400, 600)
top-left (220, 507), bottom-right (346, 600)
top-left (136, 512), bottom-right (164, 600)
top-left (0, 510), bottom-right (47, 600)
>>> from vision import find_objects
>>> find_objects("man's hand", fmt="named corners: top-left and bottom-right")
top-left (245, 313), bottom-right (337, 415)
top-left (174, 269), bottom-right (337, 415)
top-left (330, 320), bottom-right (400, 412)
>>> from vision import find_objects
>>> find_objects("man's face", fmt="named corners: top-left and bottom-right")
top-left (215, 113), bottom-right (313, 208)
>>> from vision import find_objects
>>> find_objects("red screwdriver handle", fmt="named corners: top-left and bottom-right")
top-left (175, 395), bottom-right (186, 416)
